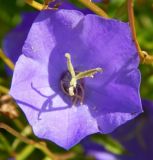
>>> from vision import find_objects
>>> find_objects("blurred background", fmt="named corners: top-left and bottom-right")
top-left (0, 0), bottom-right (153, 159)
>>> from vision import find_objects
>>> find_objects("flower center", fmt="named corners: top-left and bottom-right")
top-left (60, 53), bottom-right (103, 105)
top-left (60, 71), bottom-right (84, 105)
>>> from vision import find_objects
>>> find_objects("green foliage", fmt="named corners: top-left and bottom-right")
top-left (92, 134), bottom-right (127, 155)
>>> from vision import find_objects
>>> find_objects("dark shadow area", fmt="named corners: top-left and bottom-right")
top-left (16, 82), bottom-right (70, 121)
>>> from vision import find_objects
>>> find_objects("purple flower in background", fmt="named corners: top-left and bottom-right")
top-left (9, 9), bottom-right (142, 149)
top-left (3, 12), bottom-right (38, 74)
top-left (82, 138), bottom-right (118, 160)
top-left (3, 2), bottom-right (92, 75)
top-left (82, 100), bottom-right (153, 160)
top-left (112, 100), bottom-right (153, 160)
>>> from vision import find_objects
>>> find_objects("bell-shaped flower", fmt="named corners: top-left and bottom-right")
top-left (9, 9), bottom-right (142, 149)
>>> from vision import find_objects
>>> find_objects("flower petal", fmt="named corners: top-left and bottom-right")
top-left (10, 9), bottom-right (142, 149)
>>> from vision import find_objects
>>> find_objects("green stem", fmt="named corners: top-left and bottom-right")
top-left (43, 157), bottom-right (52, 160)
top-left (0, 123), bottom-right (57, 160)
top-left (0, 123), bottom-right (75, 160)
top-left (78, 0), bottom-right (109, 18)
top-left (25, 0), bottom-right (46, 10)
top-left (12, 126), bottom-right (32, 150)
top-left (16, 145), bottom-right (35, 160)
top-left (0, 85), bottom-right (9, 94)
top-left (128, 0), bottom-right (153, 64)
top-left (0, 49), bottom-right (14, 70)
top-left (0, 133), bottom-right (12, 153)
top-left (25, 0), bottom-right (109, 18)
top-left (13, 119), bottom-right (25, 130)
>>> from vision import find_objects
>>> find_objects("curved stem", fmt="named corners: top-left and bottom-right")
top-left (128, 0), bottom-right (153, 64)
top-left (25, 0), bottom-right (45, 10)
top-left (0, 85), bottom-right (9, 94)
top-left (0, 123), bottom-right (75, 160)
top-left (0, 49), bottom-right (14, 70)
top-left (12, 126), bottom-right (32, 150)
top-left (0, 123), bottom-right (57, 159)
top-left (78, 0), bottom-right (109, 18)
top-left (25, 0), bottom-right (109, 18)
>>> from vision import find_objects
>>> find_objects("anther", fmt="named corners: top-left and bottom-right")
top-left (61, 53), bottom-right (103, 105)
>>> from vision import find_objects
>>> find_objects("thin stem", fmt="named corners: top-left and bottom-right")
top-left (0, 123), bottom-right (74, 160)
top-left (0, 85), bottom-right (9, 94)
top-left (78, 0), bottom-right (109, 18)
top-left (12, 126), bottom-right (32, 150)
top-left (0, 49), bottom-right (14, 70)
top-left (16, 145), bottom-right (35, 160)
top-left (25, 0), bottom-right (109, 18)
top-left (25, 0), bottom-right (45, 10)
top-left (0, 123), bottom-right (57, 160)
top-left (127, 0), bottom-right (153, 64)
top-left (0, 133), bottom-right (12, 153)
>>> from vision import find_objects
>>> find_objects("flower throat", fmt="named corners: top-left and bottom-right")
top-left (60, 53), bottom-right (102, 105)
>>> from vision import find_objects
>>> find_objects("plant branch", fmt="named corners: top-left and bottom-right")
top-left (25, 0), bottom-right (109, 18)
top-left (0, 123), bottom-right (57, 159)
top-left (25, 0), bottom-right (45, 10)
top-left (0, 86), bottom-right (9, 94)
top-left (0, 49), bottom-right (14, 70)
top-left (0, 123), bottom-right (75, 160)
top-left (78, 0), bottom-right (109, 18)
top-left (128, 0), bottom-right (153, 64)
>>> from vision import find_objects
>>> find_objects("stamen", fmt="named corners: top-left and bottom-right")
top-left (60, 71), bottom-right (84, 105)
top-left (65, 53), bottom-right (77, 96)
top-left (60, 80), bottom-right (70, 97)
top-left (65, 53), bottom-right (75, 78)
top-left (69, 86), bottom-right (75, 96)
top-left (76, 68), bottom-right (102, 80)
top-left (65, 53), bottom-right (103, 97)
top-left (62, 53), bottom-right (103, 106)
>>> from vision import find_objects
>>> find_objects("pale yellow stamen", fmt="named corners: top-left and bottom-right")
top-left (65, 53), bottom-right (103, 96)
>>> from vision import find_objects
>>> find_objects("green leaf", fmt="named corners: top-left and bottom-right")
top-left (91, 134), bottom-right (127, 155)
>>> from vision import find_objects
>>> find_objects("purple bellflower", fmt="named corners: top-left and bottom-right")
top-left (9, 9), bottom-right (142, 149)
